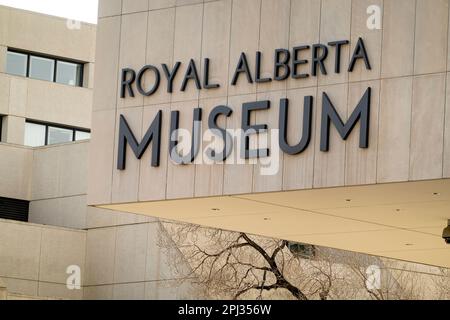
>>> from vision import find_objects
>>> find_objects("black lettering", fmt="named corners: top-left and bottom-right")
top-left (348, 37), bottom-right (371, 72)
top-left (162, 62), bottom-right (181, 93)
top-left (255, 51), bottom-right (272, 83)
top-left (292, 45), bottom-right (310, 79)
top-left (312, 44), bottom-right (328, 76)
top-left (181, 59), bottom-right (201, 91)
top-left (169, 108), bottom-right (202, 164)
top-left (274, 49), bottom-right (291, 81)
top-left (136, 65), bottom-right (160, 96)
top-left (231, 53), bottom-right (253, 85)
top-left (117, 112), bottom-right (162, 170)
top-left (279, 97), bottom-right (313, 155)
top-left (242, 101), bottom-right (270, 159)
top-left (203, 58), bottom-right (220, 89)
top-left (328, 40), bottom-right (349, 73)
top-left (207, 106), bottom-right (233, 161)
top-left (320, 87), bottom-right (371, 152)
top-left (120, 68), bottom-right (136, 98)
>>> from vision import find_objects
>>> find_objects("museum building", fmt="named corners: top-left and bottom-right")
top-left (0, 0), bottom-right (449, 300)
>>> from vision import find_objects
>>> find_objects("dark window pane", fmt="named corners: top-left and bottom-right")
top-left (29, 55), bottom-right (55, 82)
top-left (75, 131), bottom-right (90, 141)
top-left (6, 51), bottom-right (28, 77)
top-left (24, 122), bottom-right (46, 147)
top-left (56, 61), bottom-right (82, 86)
top-left (47, 126), bottom-right (73, 145)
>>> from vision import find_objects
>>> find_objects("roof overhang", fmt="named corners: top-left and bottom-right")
top-left (99, 179), bottom-right (450, 268)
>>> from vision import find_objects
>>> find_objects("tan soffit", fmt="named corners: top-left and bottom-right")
top-left (99, 179), bottom-right (450, 268)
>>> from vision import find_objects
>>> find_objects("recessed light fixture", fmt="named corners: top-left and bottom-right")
top-left (405, 243), bottom-right (414, 246)
top-left (264, 218), bottom-right (271, 221)
top-left (433, 192), bottom-right (441, 196)
top-left (211, 208), bottom-right (220, 212)
top-left (345, 199), bottom-right (352, 202)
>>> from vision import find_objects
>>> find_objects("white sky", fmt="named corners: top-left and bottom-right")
top-left (0, 0), bottom-right (98, 24)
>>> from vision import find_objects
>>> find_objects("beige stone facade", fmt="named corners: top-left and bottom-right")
top-left (1, 0), bottom-right (450, 300)
top-left (92, 0), bottom-right (450, 269)
top-left (91, 0), bottom-right (450, 203)
top-left (0, 6), bottom-right (95, 144)
top-left (0, 5), bottom-right (194, 300)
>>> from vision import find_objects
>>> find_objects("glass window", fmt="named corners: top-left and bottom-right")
top-left (75, 131), bottom-right (90, 141)
top-left (29, 55), bottom-right (55, 82)
top-left (287, 242), bottom-right (316, 259)
top-left (6, 50), bottom-right (84, 86)
top-left (56, 61), bottom-right (82, 86)
top-left (47, 126), bottom-right (74, 145)
top-left (6, 51), bottom-right (28, 77)
top-left (24, 121), bottom-right (90, 146)
top-left (24, 122), bottom-right (46, 147)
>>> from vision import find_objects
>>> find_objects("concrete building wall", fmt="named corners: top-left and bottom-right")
top-left (0, 218), bottom-right (86, 300)
top-left (29, 142), bottom-right (88, 229)
top-left (0, 5), bottom-right (95, 145)
top-left (0, 5), bottom-right (96, 213)
top-left (21, 141), bottom-right (197, 299)
top-left (0, 6), bottom-right (95, 63)
top-left (0, 144), bottom-right (33, 200)
top-left (0, 215), bottom-right (446, 300)
top-left (84, 213), bottom-right (197, 300)
top-left (0, 141), bottom-right (90, 223)
top-left (1, 1), bottom-right (448, 301)
top-left (0, 5), bottom-right (197, 300)
top-left (0, 215), bottom-right (197, 300)
top-left (27, 141), bottom-right (158, 230)
top-left (89, 0), bottom-right (450, 205)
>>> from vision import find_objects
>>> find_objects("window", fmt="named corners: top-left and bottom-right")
top-left (47, 126), bottom-right (73, 145)
top-left (24, 121), bottom-right (90, 147)
top-left (6, 51), bottom-right (27, 77)
top-left (75, 130), bottom-right (91, 141)
top-left (5, 49), bottom-right (84, 87)
top-left (29, 56), bottom-right (55, 82)
top-left (287, 242), bottom-right (316, 259)
top-left (24, 122), bottom-right (46, 147)
top-left (0, 197), bottom-right (30, 222)
top-left (56, 61), bottom-right (82, 86)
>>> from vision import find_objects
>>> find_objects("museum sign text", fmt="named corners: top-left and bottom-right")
top-left (117, 38), bottom-right (371, 170)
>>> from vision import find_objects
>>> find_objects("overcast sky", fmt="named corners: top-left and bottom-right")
top-left (0, 0), bottom-right (98, 24)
